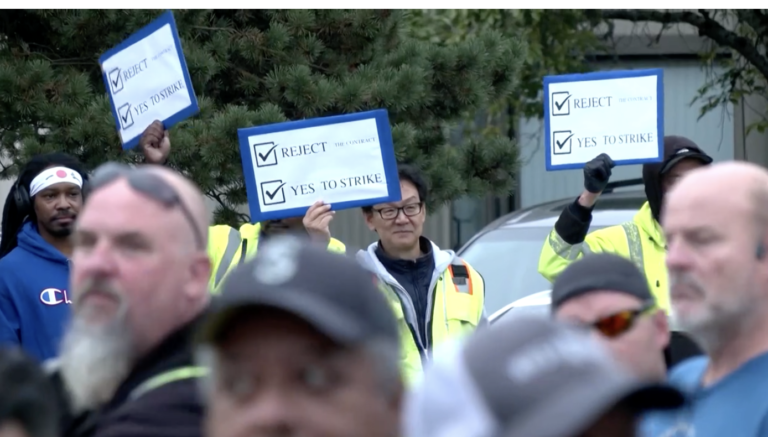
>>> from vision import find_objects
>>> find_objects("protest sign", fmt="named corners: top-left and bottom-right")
top-left (543, 69), bottom-right (664, 171)
top-left (238, 109), bottom-right (401, 222)
top-left (99, 10), bottom-right (198, 150)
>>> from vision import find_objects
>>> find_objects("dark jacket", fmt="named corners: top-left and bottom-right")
top-left (57, 318), bottom-right (204, 437)
top-left (375, 237), bottom-right (435, 342)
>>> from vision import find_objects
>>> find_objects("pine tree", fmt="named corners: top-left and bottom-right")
top-left (0, 10), bottom-right (525, 226)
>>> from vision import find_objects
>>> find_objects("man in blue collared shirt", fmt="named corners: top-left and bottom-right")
top-left (642, 161), bottom-right (768, 436)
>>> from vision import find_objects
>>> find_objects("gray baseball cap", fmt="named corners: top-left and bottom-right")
top-left (403, 315), bottom-right (684, 437)
top-left (197, 235), bottom-right (400, 347)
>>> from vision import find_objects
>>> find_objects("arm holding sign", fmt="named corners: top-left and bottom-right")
top-left (140, 120), bottom-right (171, 165)
top-left (538, 154), bottom-right (616, 283)
top-left (136, 124), bottom-right (345, 294)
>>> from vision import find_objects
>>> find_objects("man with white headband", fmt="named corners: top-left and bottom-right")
top-left (0, 153), bottom-right (89, 362)
top-left (0, 135), bottom-right (168, 363)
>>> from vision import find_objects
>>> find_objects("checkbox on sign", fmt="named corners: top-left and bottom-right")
top-left (108, 67), bottom-right (124, 94)
top-left (117, 103), bottom-right (134, 130)
top-left (551, 91), bottom-right (571, 116)
top-left (261, 179), bottom-right (287, 206)
top-left (254, 142), bottom-right (279, 168)
top-left (552, 130), bottom-right (573, 155)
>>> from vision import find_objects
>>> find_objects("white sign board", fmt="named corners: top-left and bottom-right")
top-left (544, 69), bottom-right (664, 171)
top-left (99, 10), bottom-right (198, 150)
top-left (238, 109), bottom-right (401, 222)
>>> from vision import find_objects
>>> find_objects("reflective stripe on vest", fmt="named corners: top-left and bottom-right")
top-left (129, 366), bottom-right (208, 401)
top-left (214, 228), bottom-right (242, 288)
top-left (620, 222), bottom-right (645, 273)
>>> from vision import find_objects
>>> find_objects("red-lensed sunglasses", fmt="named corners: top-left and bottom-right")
top-left (589, 301), bottom-right (658, 338)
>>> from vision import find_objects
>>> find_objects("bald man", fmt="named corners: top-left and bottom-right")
top-left (642, 162), bottom-right (768, 436)
top-left (57, 163), bottom-right (210, 437)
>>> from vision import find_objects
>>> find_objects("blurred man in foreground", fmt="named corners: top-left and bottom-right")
top-left (644, 161), bottom-right (768, 436)
top-left (404, 315), bottom-right (684, 437)
top-left (552, 253), bottom-right (684, 381)
top-left (196, 236), bottom-right (402, 437)
top-left (139, 120), bottom-right (345, 294)
top-left (58, 163), bottom-right (211, 437)
top-left (0, 348), bottom-right (59, 437)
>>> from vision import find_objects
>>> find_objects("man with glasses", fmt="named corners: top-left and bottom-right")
top-left (56, 163), bottom-right (211, 437)
top-left (551, 253), bottom-right (673, 382)
top-left (356, 164), bottom-right (486, 386)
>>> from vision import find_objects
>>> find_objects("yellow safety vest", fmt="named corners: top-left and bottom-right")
top-left (129, 366), bottom-right (208, 400)
top-left (377, 258), bottom-right (485, 386)
top-left (207, 223), bottom-right (346, 294)
top-left (538, 201), bottom-right (670, 312)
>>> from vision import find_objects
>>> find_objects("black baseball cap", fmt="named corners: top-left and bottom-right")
top-left (551, 253), bottom-right (654, 311)
top-left (197, 235), bottom-right (400, 347)
top-left (403, 315), bottom-right (685, 437)
top-left (659, 136), bottom-right (713, 175)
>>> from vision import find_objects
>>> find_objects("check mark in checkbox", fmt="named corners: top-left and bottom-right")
top-left (254, 142), bottom-right (279, 167)
top-left (552, 130), bottom-right (574, 155)
top-left (552, 91), bottom-right (571, 116)
top-left (117, 103), bottom-right (134, 130)
top-left (108, 68), bottom-right (124, 94)
top-left (261, 179), bottom-right (287, 206)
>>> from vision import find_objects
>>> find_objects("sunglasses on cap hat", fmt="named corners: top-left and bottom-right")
top-left (90, 162), bottom-right (205, 249)
top-left (585, 301), bottom-right (658, 339)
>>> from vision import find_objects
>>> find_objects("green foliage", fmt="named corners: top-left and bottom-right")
top-left (411, 9), bottom-right (768, 138)
top-left (406, 10), bottom-right (608, 121)
top-left (0, 9), bottom-right (526, 226)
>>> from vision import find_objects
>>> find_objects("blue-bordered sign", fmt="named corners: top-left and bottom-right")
top-left (543, 68), bottom-right (664, 171)
top-left (99, 10), bottom-right (198, 150)
top-left (238, 109), bottom-right (401, 222)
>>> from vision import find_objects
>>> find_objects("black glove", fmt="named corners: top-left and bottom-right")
top-left (583, 153), bottom-right (615, 194)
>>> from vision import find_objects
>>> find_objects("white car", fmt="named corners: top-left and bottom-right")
top-left (489, 289), bottom-right (551, 323)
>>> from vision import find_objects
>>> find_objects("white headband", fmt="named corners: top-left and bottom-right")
top-left (29, 167), bottom-right (83, 197)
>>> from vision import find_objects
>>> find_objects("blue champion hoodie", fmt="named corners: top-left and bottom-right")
top-left (0, 221), bottom-right (72, 361)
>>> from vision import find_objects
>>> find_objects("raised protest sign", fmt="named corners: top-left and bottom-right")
top-left (238, 109), bottom-right (401, 222)
top-left (543, 69), bottom-right (664, 171)
top-left (99, 10), bottom-right (198, 150)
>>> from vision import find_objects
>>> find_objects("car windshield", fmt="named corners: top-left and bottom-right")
top-left (459, 226), bottom-right (607, 314)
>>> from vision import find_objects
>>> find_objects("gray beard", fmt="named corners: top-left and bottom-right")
top-left (59, 313), bottom-right (135, 412)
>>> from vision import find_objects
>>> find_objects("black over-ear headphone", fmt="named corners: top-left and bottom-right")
top-left (11, 175), bottom-right (31, 218)
top-left (12, 171), bottom-right (90, 218)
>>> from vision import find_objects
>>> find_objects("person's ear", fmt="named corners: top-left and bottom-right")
top-left (186, 252), bottom-right (211, 301)
top-left (652, 309), bottom-right (671, 349)
top-left (362, 210), bottom-right (376, 232)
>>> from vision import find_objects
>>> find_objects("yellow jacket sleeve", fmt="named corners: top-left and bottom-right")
top-left (207, 225), bottom-right (240, 293)
top-left (538, 225), bottom-right (625, 283)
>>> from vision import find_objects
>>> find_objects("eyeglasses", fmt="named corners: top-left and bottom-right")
top-left (90, 162), bottom-right (205, 249)
top-left (590, 301), bottom-right (658, 338)
top-left (373, 203), bottom-right (423, 220)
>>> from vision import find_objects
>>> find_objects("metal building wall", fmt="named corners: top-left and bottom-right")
top-left (518, 60), bottom-right (735, 208)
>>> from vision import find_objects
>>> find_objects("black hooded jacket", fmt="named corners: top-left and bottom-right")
top-left (555, 136), bottom-right (712, 245)
top-left (551, 135), bottom-right (712, 369)
top-left (642, 136), bottom-right (708, 223)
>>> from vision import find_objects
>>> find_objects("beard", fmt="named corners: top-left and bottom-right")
top-left (670, 271), bottom-right (753, 353)
top-left (59, 279), bottom-right (134, 412)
